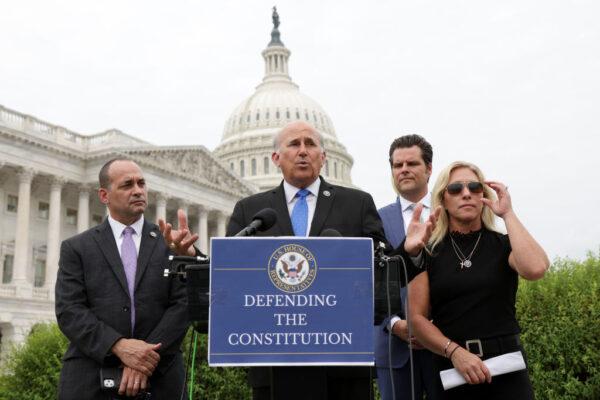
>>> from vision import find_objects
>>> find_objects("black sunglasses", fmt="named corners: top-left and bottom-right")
top-left (446, 181), bottom-right (484, 195)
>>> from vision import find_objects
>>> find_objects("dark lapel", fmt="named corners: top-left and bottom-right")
top-left (270, 182), bottom-right (294, 236)
top-left (135, 220), bottom-right (160, 290)
top-left (93, 219), bottom-right (130, 297)
top-left (309, 177), bottom-right (335, 236)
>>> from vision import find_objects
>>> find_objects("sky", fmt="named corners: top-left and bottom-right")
top-left (1, 0), bottom-right (599, 261)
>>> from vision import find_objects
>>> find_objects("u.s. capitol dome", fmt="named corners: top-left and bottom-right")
top-left (213, 8), bottom-right (354, 191)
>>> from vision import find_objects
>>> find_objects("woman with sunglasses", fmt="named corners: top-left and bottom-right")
top-left (406, 161), bottom-right (549, 399)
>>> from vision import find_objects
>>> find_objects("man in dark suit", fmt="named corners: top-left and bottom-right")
top-left (56, 159), bottom-right (198, 399)
top-left (227, 122), bottom-right (434, 400)
top-left (376, 134), bottom-right (437, 400)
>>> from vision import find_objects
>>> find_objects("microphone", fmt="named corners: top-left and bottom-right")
top-left (321, 228), bottom-right (342, 237)
top-left (234, 208), bottom-right (277, 237)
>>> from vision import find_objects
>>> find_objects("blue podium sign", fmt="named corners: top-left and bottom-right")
top-left (208, 237), bottom-right (374, 367)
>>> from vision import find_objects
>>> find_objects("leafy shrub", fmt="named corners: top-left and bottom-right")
top-left (0, 323), bottom-right (68, 400)
top-left (517, 253), bottom-right (600, 399)
top-left (183, 331), bottom-right (251, 400)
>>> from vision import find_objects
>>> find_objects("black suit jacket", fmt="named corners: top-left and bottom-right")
top-left (227, 177), bottom-right (388, 241)
top-left (55, 218), bottom-right (188, 399)
top-left (226, 178), bottom-right (414, 398)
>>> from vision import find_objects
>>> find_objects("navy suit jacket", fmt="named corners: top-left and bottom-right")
top-left (375, 198), bottom-right (411, 368)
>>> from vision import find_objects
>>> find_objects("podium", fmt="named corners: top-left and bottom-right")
top-left (208, 237), bottom-right (374, 367)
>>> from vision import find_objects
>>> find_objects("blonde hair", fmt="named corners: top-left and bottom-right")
top-left (429, 161), bottom-right (498, 250)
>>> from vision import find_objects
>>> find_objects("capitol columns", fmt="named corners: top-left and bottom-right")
top-left (197, 206), bottom-right (209, 254)
top-left (216, 211), bottom-right (228, 238)
top-left (155, 193), bottom-right (168, 223)
top-left (13, 168), bottom-right (35, 290)
top-left (45, 177), bottom-right (66, 291)
top-left (77, 184), bottom-right (91, 233)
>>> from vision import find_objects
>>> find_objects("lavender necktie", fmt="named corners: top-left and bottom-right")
top-left (121, 226), bottom-right (137, 332)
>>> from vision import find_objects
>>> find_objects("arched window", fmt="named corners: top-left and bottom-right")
top-left (251, 158), bottom-right (257, 176)
top-left (334, 162), bottom-right (338, 179)
top-left (230, 162), bottom-right (234, 171)
top-left (263, 157), bottom-right (270, 174)
top-left (325, 160), bottom-right (330, 176)
top-left (296, 110), bottom-right (300, 119)
top-left (286, 110), bottom-right (290, 119)
top-left (276, 110), bottom-right (280, 119)
top-left (240, 160), bottom-right (245, 177)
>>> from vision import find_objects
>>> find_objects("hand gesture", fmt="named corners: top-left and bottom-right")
top-left (158, 209), bottom-right (199, 256)
top-left (450, 346), bottom-right (492, 385)
top-left (404, 205), bottom-right (442, 256)
top-left (481, 181), bottom-right (512, 218)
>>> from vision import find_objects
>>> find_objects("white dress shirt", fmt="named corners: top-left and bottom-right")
top-left (107, 214), bottom-right (144, 256)
top-left (283, 178), bottom-right (321, 236)
top-left (398, 192), bottom-right (432, 234)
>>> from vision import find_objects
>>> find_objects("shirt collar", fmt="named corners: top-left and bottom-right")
top-left (108, 214), bottom-right (145, 236)
top-left (398, 192), bottom-right (431, 212)
top-left (283, 178), bottom-right (322, 204)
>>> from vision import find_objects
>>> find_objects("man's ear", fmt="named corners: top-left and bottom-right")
top-left (98, 188), bottom-right (109, 205)
top-left (271, 151), bottom-right (280, 167)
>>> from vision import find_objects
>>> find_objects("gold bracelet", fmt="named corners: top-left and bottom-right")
top-left (443, 339), bottom-right (452, 357)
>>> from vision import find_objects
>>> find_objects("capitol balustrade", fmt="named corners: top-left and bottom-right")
top-left (0, 104), bottom-right (83, 148)
top-left (0, 105), bottom-right (148, 151)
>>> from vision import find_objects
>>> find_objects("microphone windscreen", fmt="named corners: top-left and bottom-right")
top-left (321, 228), bottom-right (342, 237)
top-left (252, 208), bottom-right (278, 231)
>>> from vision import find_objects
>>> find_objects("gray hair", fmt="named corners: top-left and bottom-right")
top-left (272, 122), bottom-right (326, 152)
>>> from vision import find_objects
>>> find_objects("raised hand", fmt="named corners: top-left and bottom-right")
top-left (404, 204), bottom-right (442, 256)
top-left (158, 209), bottom-right (199, 256)
top-left (481, 181), bottom-right (512, 218)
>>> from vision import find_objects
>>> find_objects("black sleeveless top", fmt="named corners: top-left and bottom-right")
top-left (426, 228), bottom-right (520, 341)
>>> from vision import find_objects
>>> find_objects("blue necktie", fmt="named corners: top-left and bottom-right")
top-left (121, 226), bottom-right (137, 332)
top-left (291, 189), bottom-right (310, 236)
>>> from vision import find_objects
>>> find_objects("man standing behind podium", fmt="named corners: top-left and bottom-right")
top-left (376, 135), bottom-right (437, 400)
top-left (227, 121), bottom-right (431, 400)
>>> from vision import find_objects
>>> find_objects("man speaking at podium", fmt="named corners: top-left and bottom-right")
top-left (227, 121), bottom-right (433, 400)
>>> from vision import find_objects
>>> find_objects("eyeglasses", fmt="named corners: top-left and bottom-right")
top-left (446, 181), bottom-right (484, 195)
